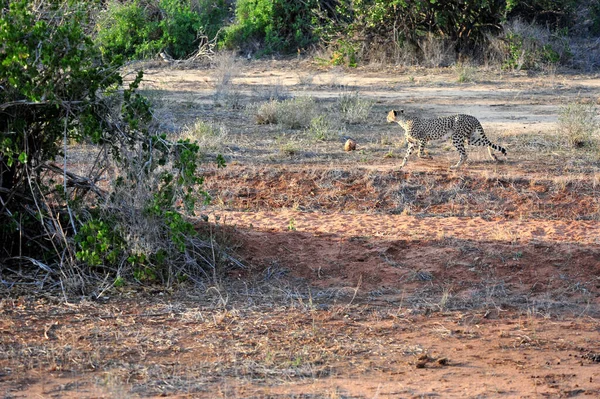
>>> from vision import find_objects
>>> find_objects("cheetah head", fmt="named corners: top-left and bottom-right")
top-left (387, 109), bottom-right (404, 123)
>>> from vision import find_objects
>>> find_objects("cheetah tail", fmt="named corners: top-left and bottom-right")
top-left (492, 143), bottom-right (507, 156)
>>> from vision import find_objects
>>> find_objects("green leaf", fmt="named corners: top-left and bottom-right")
top-left (18, 151), bottom-right (28, 164)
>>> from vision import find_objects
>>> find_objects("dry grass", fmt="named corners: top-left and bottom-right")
top-left (2, 280), bottom-right (596, 396)
top-left (212, 51), bottom-right (241, 107)
top-left (202, 163), bottom-right (600, 221)
top-left (337, 91), bottom-right (374, 125)
top-left (179, 119), bottom-right (229, 152)
top-left (453, 62), bottom-right (478, 83)
top-left (558, 101), bottom-right (599, 149)
top-left (419, 33), bottom-right (454, 68)
top-left (253, 96), bottom-right (318, 129)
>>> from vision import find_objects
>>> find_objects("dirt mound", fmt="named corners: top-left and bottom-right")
top-left (204, 164), bottom-right (600, 220)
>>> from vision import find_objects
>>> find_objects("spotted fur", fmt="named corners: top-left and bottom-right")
top-left (387, 109), bottom-right (507, 169)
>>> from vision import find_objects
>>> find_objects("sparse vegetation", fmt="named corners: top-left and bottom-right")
top-left (278, 137), bottom-right (301, 156)
top-left (454, 63), bottom-right (477, 83)
top-left (308, 115), bottom-right (338, 141)
top-left (337, 91), bottom-right (374, 125)
top-left (254, 96), bottom-right (318, 129)
top-left (558, 101), bottom-right (599, 148)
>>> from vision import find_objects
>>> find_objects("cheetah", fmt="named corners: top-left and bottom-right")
top-left (387, 109), bottom-right (507, 170)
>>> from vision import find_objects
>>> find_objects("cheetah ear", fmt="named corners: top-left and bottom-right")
top-left (399, 109), bottom-right (404, 114)
top-left (392, 110), bottom-right (397, 116)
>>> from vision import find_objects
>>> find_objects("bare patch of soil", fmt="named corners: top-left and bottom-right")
top-left (2, 60), bottom-right (600, 398)
top-left (2, 297), bottom-right (599, 398)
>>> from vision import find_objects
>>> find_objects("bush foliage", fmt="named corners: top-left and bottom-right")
top-left (91, 0), bottom-right (599, 67)
top-left (96, 0), bottom-right (230, 61)
top-left (314, 0), bottom-right (599, 67)
top-left (0, 0), bottom-right (228, 294)
top-left (220, 0), bottom-right (319, 54)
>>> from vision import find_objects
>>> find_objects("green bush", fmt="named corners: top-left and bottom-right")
top-left (501, 20), bottom-right (571, 70)
top-left (95, 0), bottom-right (157, 61)
top-left (76, 219), bottom-right (125, 267)
top-left (96, 0), bottom-right (228, 61)
top-left (1, 0), bottom-right (230, 292)
top-left (159, 0), bottom-right (203, 59)
top-left (192, 0), bottom-right (230, 41)
top-left (0, 0), bottom-right (121, 197)
top-left (221, 0), bottom-right (318, 54)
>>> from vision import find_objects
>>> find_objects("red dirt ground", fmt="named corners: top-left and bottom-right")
top-left (2, 62), bottom-right (600, 398)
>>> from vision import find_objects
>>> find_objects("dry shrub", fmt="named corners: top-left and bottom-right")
top-left (355, 37), bottom-right (420, 67)
top-left (254, 97), bottom-right (317, 129)
top-left (179, 119), bottom-right (228, 152)
top-left (568, 37), bottom-right (600, 71)
top-left (277, 97), bottom-right (317, 128)
top-left (254, 100), bottom-right (279, 125)
top-left (558, 102), bottom-right (599, 148)
top-left (213, 51), bottom-right (240, 107)
top-left (419, 33), bottom-right (454, 67)
top-left (308, 115), bottom-right (338, 141)
top-left (338, 91), bottom-right (374, 124)
top-left (483, 33), bottom-right (509, 67)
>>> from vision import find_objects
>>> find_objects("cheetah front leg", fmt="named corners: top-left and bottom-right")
top-left (399, 141), bottom-right (416, 169)
top-left (450, 137), bottom-right (467, 170)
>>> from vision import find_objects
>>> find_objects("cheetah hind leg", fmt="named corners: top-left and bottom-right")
top-left (417, 140), bottom-right (431, 158)
top-left (488, 143), bottom-right (507, 161)
top-left (450, 138), bottom-right (467, 170)
top-left (487, 146), bottom-right (498, 161)
top-left (469, 127), bottom-right (506, 162)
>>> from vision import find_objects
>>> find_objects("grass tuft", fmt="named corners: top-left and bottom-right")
top-left (337, 91), bottom-right (374, 124)
top-left (213, 51), bottom-right (241, 108)
top-left (558, 102), bottom-right (599, 148)
top-left (307, 115), bottom-right (338, 141)
top-left (454, 63), bottom-right (477, 83)
top-left (179, 119), bottom-right (228, 152)
top-left (254, 97), bottom-right (317, 129)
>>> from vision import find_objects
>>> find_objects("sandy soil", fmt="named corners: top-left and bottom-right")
top-left (1, 60), bottom-right (600, 398)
